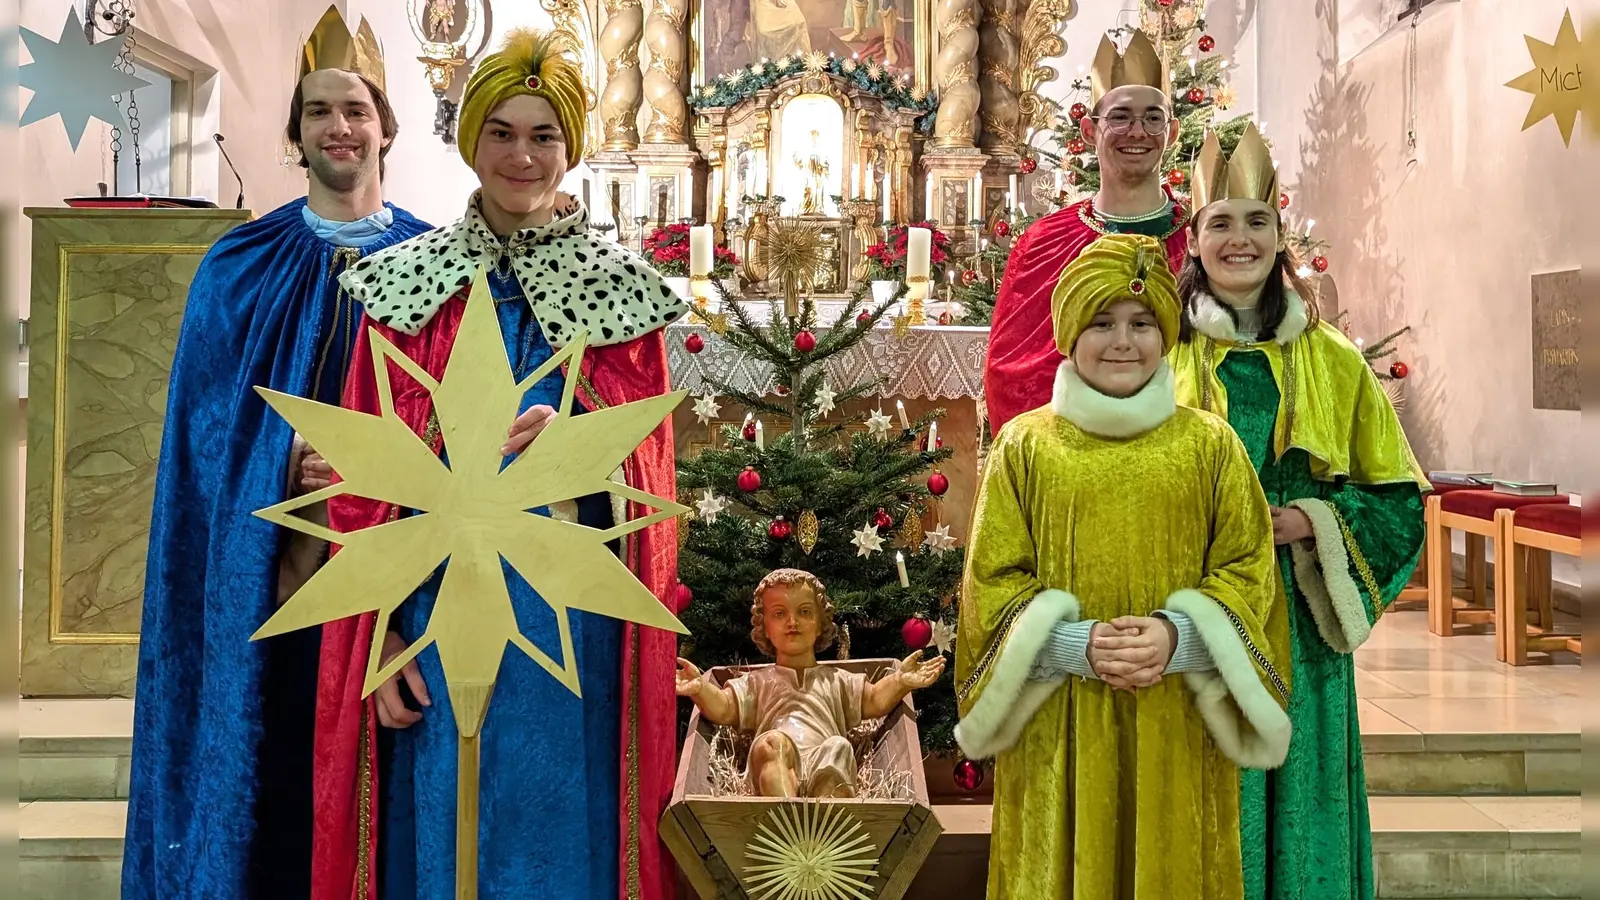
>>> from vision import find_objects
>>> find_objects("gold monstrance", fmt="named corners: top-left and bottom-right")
top-left (250, 270), bottom-right (690, 899)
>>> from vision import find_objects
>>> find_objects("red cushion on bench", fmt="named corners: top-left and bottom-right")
top-left (1440, 490), bottom-right (1571, 520)
top-left (1513, 502), bottom-right (1580, 540)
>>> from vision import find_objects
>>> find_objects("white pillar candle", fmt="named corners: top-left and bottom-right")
top-left (906, 226), bottom-right (932, 302)
top-left (896, 551), bottom-right (910, 588)
top-left (634, 170), bottom-right (649, 218)
top-left (1008, 173), bottom-right (1017, 200)
top-left (925, 177), bottom-right (934, 222)
top-left (755, 419), bottom-right (765, 450)
top-left (896, 399), bottom-right (910, 429)
top-left (690, 225), bottom-right (713, 276)
top-left (882, 175), bottom-right (891, 222)
top-left (971, 174), bottom-right (983, 217)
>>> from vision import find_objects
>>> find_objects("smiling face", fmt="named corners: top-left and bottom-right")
top-left (1071, 299), bottom-right (1165, 398)
top-left (1191, 198), bottom-right (1280, 300)
top-left (1082, 85), bottom-right (1177, 186)
top-left (297, 69), bottom-right (390, 193)
top-left (759, 582), bottom-right (822, 663)
top-left (471, 93), bottom-right (570, 231)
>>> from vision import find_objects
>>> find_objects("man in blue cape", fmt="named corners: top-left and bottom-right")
top-left (122, 24), bottom-right (432, 896)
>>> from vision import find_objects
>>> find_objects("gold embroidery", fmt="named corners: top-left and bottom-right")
top-left (1076, 201), bottom-right (1186, 240)
top-left (956, 597), bottom-right (1034, 703)
top-left (1330, 504), bottom-right (1384, 619)
top-left (1201, 338), bottom-right (1217, 412)
top-left (356, 700), bottom-right (372, 900)
top-left (422, 409), bottom-right (441, 447)
top-left (1280, 346), bottom-right (1297, 448)
top-left (1213, 599), bottom-right (1289, 703)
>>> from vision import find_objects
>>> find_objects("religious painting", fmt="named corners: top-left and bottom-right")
top-left (1530, 269), bottom-right (1578, 411)
top-left (696, 0), bottom-right (929, 84)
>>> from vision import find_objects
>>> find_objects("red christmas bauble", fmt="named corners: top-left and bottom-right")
top-left (928, 471), bottom-right (949, 496)
top-left (768, 516), bottom-right (793, 540)
top-left (961, 269), bottom-right (981, 286)
top-left (774, 383), bottom-right (790, 395)
top-left (1390, 361), bottom-right (1409, 380)
top-left (857, 310), bottom-right (874, 324)
top-left (674, 582), bottom-right (694, 612)
top-left (1312, 255), bottom-right (1330, 273)
top-left (1198, 34), bottom-right (1216, 52)
top-left (1067, 138), bottom-right (1087, 155)
top-left (1019, 156), bottom-right (1038, 174)
top-left (1167, 168), bottom-right (1187, 186)
top-left (738, 466), bottom-right (762, 492)
top-left (1187, 87), bottom-right (1206, 104)
top-left (685, 333), bottom-right (705, 354)
top-left (993, 220), bottom-right (1011, 238)
top-left (901, 616), bottom-right (933, 649)
top-left (1157, 0), bottom-right (1175, 6)
top-left (1069, 102), bottom-right (1089, 121)
top-left (937, 311), bottom-right (953, 326)
top-left (873, 507), bottom-right (894, 529)
top-left (742, 421), bottom-right (758, 441)
top-left (920, 434), bottom-right (945, 452)
top-left (1066, 171), bottom-right (1082, 186)
top-left (794, 330), bottom-right (817, 352)
top-left (1279, 191), bottom-right (1291, 210)
top-left (953, 759), bottom-right (985, 792)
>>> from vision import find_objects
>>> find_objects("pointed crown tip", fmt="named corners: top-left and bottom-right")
top-left (1190, 123), bottom-right (1279, 214)
top-left (1089, 28), bottom-right (1171, 106)
top-left (300, 5), bottom-right (386, 92)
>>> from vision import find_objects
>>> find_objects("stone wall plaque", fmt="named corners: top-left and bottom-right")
top-left (1531, 269), bottom-right (1578, 411)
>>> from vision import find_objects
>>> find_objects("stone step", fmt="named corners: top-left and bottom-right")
top-left (25, 796), bottom-right (1577, 900)
top-left (21, 700), bottom-right (133, 803)
top-left (908, 795), bottom-right (1580, 900)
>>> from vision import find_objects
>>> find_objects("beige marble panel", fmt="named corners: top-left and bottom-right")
top-left (21, 208), bottom-right (250, 698)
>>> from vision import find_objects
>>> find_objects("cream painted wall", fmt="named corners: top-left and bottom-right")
top-left (16, 0), bottom-right (563, 317)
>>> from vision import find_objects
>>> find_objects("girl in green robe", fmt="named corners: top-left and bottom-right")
top-left (1168, 124), bottom-right (1430, 900)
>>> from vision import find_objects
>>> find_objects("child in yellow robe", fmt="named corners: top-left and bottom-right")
top-left (954, 232), bottom-right (1293, 899)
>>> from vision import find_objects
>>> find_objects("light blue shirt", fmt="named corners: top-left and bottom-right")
top-left (301, 204), bottom-right (395, 248)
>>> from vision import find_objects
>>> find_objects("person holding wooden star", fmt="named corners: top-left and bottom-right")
top-left (955, 233), bottom-right (1292, 899)
top-left (675, 569), bottom-right (944, 798)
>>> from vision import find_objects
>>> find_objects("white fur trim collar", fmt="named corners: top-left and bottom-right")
top-left (337, 190), bottom-right (687, 345)
top-left (1051, 359), bottom-right (1177, 438)
top-left (1188, 290), bottom-right (1309, 345)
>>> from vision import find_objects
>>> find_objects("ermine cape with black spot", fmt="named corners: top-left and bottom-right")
top-left (338, 191), bottom-right (688, 343)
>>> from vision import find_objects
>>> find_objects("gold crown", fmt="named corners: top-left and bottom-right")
top-left (1190, 123), bottom-right (1279, 212)
top-left (299, 5), bottom-right (386, 92)
top-left (1090, 30), bottom-right (1171, 105)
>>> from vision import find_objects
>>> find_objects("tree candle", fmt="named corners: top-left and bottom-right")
top-left (896, 399), bottom-right (910, 429)
top-left (896, 551), bottom-right (910, 588)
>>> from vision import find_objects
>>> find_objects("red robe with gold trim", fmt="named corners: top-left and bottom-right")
top-left (983, 193), bottom-right (1189, 433)
top-left (308, 291), bottom-right (681, 900)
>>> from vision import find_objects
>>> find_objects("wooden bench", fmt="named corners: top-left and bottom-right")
top-left (1426, 489), bottom-right (1570, 637)
top-left (1397, 483), bottom-right (1488, 609)
top-left (1493, 502), bottom-right (1581, 665)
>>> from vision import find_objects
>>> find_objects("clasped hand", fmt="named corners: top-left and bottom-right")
top-left (1087, 616), bottom-right (1177, 691)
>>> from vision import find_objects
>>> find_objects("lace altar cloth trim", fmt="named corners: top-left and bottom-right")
top-left (666, 322), bottom-right (992, 400)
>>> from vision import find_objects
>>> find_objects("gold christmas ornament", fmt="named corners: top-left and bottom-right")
top-left (759, 218), bottom-right (829, 318)
top-left (896, 504), bottom-right (925, 551)
top-left (1089, 29), bottom-right (1170, 106)
top-left (300, 4), bottom-right (387, 91)
top-left (250, 268), bottom-right (689, 896)
top-left (1190, 123), bottom-right (1278, 214)
top-left (1506, 9), bottom-right (1583, 146)
top-left (744, 801), bottom-right (879, 899)
top-left (797, 508), bottom-right (821, 554)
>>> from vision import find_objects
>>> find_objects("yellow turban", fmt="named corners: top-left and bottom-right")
top-left (1051, 233), bottom-right (1181, 355)
top-left (458, 29), bottom-right (587, 170)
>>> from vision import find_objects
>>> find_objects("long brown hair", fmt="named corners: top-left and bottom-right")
top-left (284, 72), bottom-right (398, 179)
top-left (1176, 215), bottom-right (1319, 344)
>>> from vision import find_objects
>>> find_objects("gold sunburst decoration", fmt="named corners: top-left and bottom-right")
top-left (1505, 9), bottom-right (1583, 146)
top-left (759, 217), bottom-right (829, 317)
top-left (804, 50), bottom-right (829, 72)
top-left (1381, 378), bottom-right (1405, 413)
top-left (744, 801), bottom-right (879, 900)
top-left (843, 58), bottom-right (858, 73)
top-left (866, 62), bottom-right (884, 80)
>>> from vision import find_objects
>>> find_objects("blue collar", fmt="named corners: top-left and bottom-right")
top-left (301, 204), bottom-right (395, 248)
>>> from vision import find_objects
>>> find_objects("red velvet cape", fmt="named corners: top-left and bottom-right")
top-left (983, 193), bottom-right (1190, 433)
top-left (310, 292), bottom-right (681, 900)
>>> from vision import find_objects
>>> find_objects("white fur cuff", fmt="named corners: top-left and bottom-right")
top-left (1288, 498), bottom-right (1372, 653)
top-left (955, 589), bottom-right (1080, 760)
top-left (1165, 589), bottom-right (1292, 770)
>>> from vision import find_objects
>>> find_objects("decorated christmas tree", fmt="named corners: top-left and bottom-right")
top-left (674, 265), bottom-right (968, 756)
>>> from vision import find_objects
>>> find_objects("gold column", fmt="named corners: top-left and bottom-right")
top-left (600, 0), bottom-right (645, 150)
top-left (977, 0), bottom-right (1021, 153)
top-left (643, 0), bottom-right (689, 143)
top-left (933, 0), bottom-right (982, 148)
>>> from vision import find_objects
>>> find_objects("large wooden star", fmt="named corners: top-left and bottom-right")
top-left (249, 267), bottom-right (689, 738)
top-left (1505, 10), bottom-right (1583, 146)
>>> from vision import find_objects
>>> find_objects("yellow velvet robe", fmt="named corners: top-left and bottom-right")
top-left (954, 361), bottom-right (1293, 900)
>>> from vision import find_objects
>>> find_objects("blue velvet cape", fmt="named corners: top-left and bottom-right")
top-left (376, 268), bottom-right (622, 899)
top-left (122, 198), bottom-right (430, 899)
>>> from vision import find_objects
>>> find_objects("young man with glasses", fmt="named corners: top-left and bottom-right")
top-left (983, 29), bottom-right (1190, 433)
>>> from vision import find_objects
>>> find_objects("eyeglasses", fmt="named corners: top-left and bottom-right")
top-left (1091, 111), bottom-right (1171, 135)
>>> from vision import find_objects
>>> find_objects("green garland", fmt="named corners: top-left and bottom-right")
top-left (691, 55), bottom-right (937, 133)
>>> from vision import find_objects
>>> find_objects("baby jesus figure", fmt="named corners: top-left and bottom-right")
top-left (676, 568), bottom-right (946, 798)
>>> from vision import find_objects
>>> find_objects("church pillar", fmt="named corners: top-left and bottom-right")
top-left (643, 0), bottom-right (690, 144)
top-left (977, 0), bottom-right (1022, 156)
top-left (599, 0), bottom-right (645, 150)
top-left (932, 0), bottom-right (982, 148)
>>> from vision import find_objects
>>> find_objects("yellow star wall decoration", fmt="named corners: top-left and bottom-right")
top-left (247, 268), bottom-right (689, 895)
top-left (1505, 9), bottom-right (1584, 146)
